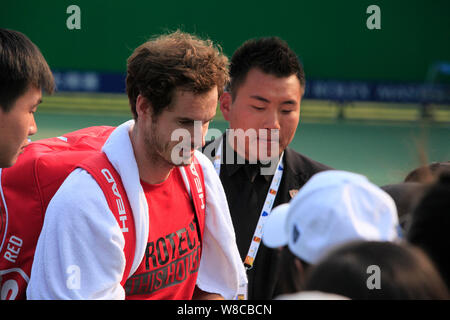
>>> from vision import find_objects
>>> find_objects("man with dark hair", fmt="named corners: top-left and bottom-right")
top-left (0, 28), bottom-right (54, 168)
top-left (203, 37), bottom-right (331, 299)
top-left (27, 31), bottom-right (245, 300)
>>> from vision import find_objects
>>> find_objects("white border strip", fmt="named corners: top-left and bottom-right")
top-left (0, 168), bottom-right (9, 253)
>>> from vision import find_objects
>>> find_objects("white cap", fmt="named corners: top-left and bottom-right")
top-left (262, 170), bottom-right (400, 264)
top-left (276, 291), bottom-right (350, 300)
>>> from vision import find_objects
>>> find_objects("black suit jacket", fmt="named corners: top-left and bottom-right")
top-left (202, 133), bottom-right (332, 299)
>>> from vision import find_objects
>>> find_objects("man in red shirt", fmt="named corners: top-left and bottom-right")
top-left (26, 31), bottom-right (245, 300)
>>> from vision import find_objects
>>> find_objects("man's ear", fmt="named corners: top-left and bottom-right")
top-left (219, 92), bottom-right (232, 121)
top-left (136, 94), bottom-right (152, 119)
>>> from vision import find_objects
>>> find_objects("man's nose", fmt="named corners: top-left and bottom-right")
top-left (264, 111), bottom-right (281, 130)
top-left (192, 121), bottom-right (207, 149)
top-left (28, 114), bottom-right (38, 136)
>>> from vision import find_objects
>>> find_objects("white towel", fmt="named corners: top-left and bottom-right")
top-left (103, 120), bottom-right (247, 299)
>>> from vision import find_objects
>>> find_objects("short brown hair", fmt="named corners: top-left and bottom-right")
top-left (126, 30), bottom-right (229, 119)
top-left (0, 29), bottom-right (55, 112)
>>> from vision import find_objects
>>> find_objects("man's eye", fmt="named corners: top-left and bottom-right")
top-left (281, 110), bottom-right (293, 114)
top-left (251, 106), bottom-right (264, 111)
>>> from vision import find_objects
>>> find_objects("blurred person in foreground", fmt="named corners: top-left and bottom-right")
top-left (27, 31), bottom-right (246, 300)
top-left (302, 240), bottom-right (449, 300)
top-left (262, 170), bottom-right (401, 298)
top-left (404, 161), bottom-right (450, 183)
top-left (381, 161), bottom-right (450, 234)
top-left (0, 28), bottom-right (54, 168)
top-left (407, 171), bottom-right (450, 291)
top-left (381, 182), bottom-right (427, 232)
top-left (203, 36), bottom-right (331, 299)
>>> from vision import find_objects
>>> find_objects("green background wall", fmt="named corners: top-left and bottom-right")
top-left (2, 0), bottom-right (449, 82)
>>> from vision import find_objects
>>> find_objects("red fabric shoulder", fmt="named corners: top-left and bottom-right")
top-left (0, 126), bottom-right (115, 299)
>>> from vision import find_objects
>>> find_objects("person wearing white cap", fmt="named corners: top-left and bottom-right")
top-left (263, 169), bottom-right (401, 272)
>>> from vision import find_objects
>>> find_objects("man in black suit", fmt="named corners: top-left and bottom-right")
top-left (202, 37), bottom-right (332, 299)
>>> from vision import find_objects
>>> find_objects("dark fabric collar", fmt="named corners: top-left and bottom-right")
top-left (204, 132), bottom-right (301, 183)
top-left (281, 146), bottom-right (333, 190)
top-left (283, 147), bottom-right (301, 177)
top-left (221, 132), bottom-right (278, 182)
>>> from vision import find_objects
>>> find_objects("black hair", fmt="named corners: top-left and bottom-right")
top-left (0, 28), bottom-right (54, 112)
top-left (407, 171), bottom-right (450, 289)
top-left (304, 241), bottom-right (449, 299)
top-left (380, 182), bottom-right (427, 231)
top-left (404, 161), bottom-right (450, 183)
top-left (228, 37), bottom-right (305, 100)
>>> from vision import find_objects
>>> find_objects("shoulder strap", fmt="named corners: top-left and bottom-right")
top-left (78, 153), bottom-right (205, 286)
top-left (78, 152), bottom-right (136, 287)
top-left (179, 157), bottom-right (206, 243)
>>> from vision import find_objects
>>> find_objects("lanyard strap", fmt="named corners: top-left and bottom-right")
top-left (213, 138), bottom-right (284, 269)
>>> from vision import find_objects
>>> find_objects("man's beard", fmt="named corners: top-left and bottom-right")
top-left (144, 123), bottom-right (193, 167)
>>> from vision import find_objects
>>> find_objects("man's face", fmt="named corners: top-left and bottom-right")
top-left (0, 86), bottom-right (40, 168)
top-left (141, 87), bottom-right (218, 166)
top-left (220, 68), bottom-right (302, 161)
